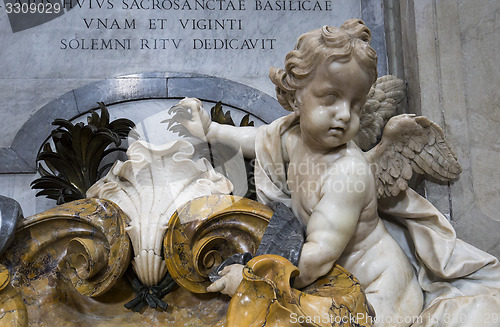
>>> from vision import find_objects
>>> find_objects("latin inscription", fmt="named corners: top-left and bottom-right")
top-left (3, 0), bottom-right (336, 51)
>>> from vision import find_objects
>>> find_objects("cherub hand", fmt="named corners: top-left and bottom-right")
top-left (206, 264), bottom-right (244, 297)
top-left (165, 98), bottom-right (212, 140)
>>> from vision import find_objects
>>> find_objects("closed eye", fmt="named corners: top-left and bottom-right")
top-left (321, 92), bottom-right (339, 105)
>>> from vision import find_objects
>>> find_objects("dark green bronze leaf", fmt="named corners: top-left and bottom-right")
top-left (208, 102), bottom-right (256, 199)
top-left (31, 103), bottom-right (136, 204)
top-left (209, 102), bottom-right (255, 127)
top-left (210, 101), bottom-right (235, 126)
top-left (239, 114), bottom-right (255, 127)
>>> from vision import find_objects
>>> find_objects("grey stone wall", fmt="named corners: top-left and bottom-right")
top-left (396, 0), bottom-right (500, 258)
top-left (0, 0), bottom-right (385, 149)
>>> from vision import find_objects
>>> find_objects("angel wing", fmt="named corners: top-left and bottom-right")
top-left (353, 75), bottom-right (405, 151)
top-left (364, 114), bottom-right (462, 198)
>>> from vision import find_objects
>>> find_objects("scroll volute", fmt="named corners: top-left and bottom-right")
top-left (3, 198), bottom-right (131, 298)
top-left (164, 195), bottom-right (273, 293)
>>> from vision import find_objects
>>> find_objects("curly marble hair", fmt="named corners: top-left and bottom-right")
top-left (269, 19), bottom-right (378, 111)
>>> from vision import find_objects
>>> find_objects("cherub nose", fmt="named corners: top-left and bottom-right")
top-left (335, 101), bottom-right (351, 122)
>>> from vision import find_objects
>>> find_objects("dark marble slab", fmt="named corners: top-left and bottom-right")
top-left (10, 90), bottom-right (79, 172)
top-left (73, 77), bottom-right (167, 112)
top-left (0, 195), bottom-right (23, 256)
top-left (361, 0), bottom-right (388, 76)
top-left (255, 201), bottom-right (305, 267)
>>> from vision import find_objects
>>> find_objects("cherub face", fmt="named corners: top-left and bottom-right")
top-left (295, 57), bottom-right (373, 153)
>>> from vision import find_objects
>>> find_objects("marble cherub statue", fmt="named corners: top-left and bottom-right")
top-left (168, 19), bottom-right (500, 326)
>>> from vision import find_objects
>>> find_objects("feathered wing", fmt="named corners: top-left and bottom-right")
top-left (353, 75), bottom-right (406, 151)
top-left (364, 114), bottom-right (462, 198)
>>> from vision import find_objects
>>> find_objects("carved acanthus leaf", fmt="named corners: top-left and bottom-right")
top-left (87, 140), bottom-right (234, 286)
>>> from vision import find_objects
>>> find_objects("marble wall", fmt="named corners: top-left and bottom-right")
top-left (0, 0), bottom-right (384, 148)
top-left (397, 0), bottom-right (500, 258)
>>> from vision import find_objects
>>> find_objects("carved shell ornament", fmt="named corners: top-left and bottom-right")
top-left (87, 139), bottom-right (234, 286)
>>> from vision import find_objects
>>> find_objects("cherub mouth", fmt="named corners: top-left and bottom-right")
top-left (328, 127), bottom-right (345, 133)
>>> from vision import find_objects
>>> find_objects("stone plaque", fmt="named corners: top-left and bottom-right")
top-left (0, 0), bottom-right (386, 148)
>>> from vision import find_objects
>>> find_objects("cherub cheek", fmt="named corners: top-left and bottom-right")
top-left (314, 111), bottom-right (332, 122)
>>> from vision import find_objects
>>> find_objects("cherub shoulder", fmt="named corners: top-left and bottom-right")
top-left (327, 142), bottom-right (373, 174)
top-left (322, 146), bottom-right (375, 199)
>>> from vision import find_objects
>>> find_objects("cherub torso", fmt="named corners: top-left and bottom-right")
top-left (263, 123), bottom-right (423, 318)
top-left (283, 126), bottom-right (380, 250)
top-left (281, 125), bottom-right (420, 298)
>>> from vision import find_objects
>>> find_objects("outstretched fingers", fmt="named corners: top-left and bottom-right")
top-left (168, 104), bottom-right (193, 118)
top-left (164, 106), bottom-right (192, 126)
top-left (169, 124), bottom-right (192, 137)
top-left (162, 105), bottom-right (196, 137)
top-left (162, 98), bottom-right (212, 141)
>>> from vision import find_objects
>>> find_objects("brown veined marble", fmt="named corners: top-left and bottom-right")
top-left (227, 255), bottom-right (373, 327)
top-left (0, 195), bottom-right (372, 326)
top-left (7, 273), bottom-right (229, 327)
top-left (0, 265), bottom-right (8, 292)
top-left (3, 198), bottom-right (131, 297)
top-left (0, 264), bottom-right (27, 327)
top-left (0, 198), bottom-right (230, 326)
top-left (164, 195), bottom-right (274, 293)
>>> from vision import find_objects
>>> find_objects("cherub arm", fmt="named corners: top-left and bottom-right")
top-left (293, 158), bottom-right (372, 288)
top-left (206, 124), bottom-right (258, 159)
top-left (166, 98), bottom-right (259, 158)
